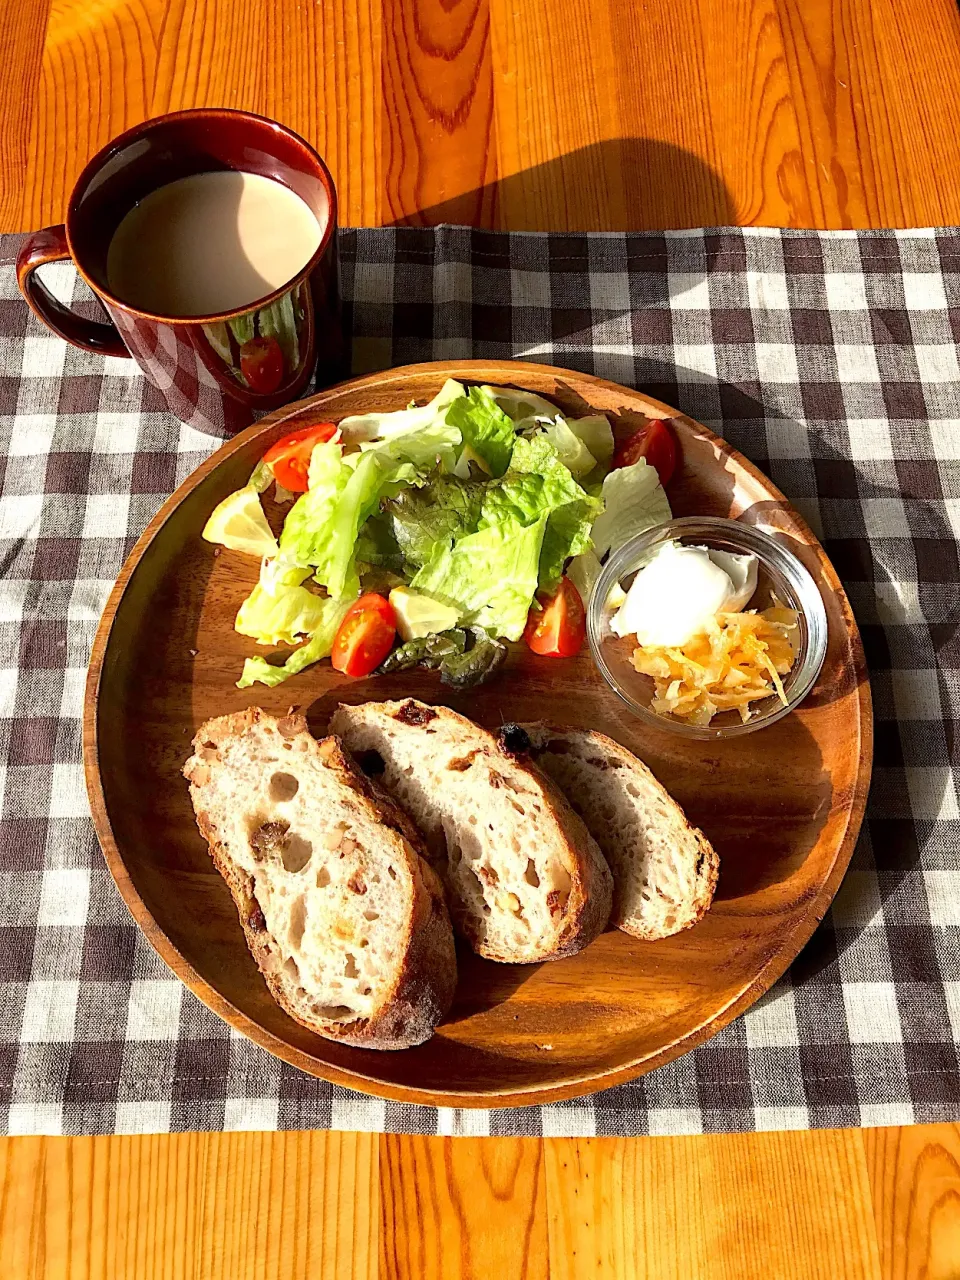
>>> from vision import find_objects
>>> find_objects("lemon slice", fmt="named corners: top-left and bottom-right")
top-left (202, 487), bottom-right (279, 559)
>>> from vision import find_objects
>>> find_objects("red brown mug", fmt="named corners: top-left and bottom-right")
top-left (16, 109), bottom-right (343, 436)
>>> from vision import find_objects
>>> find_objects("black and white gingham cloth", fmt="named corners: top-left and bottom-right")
top-left (0, 226), bottom-right (958, 1137)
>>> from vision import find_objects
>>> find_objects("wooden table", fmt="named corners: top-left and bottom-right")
top-left (2, 1), bottom-right (960, 1276)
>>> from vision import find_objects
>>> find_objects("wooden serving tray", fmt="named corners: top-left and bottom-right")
top-left (84, 360), bottom-right (872, 1108)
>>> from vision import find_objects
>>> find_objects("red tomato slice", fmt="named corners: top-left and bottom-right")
top-left (611, 419), bottom-right (678, 486)
top-left (262, 422), bottom-right (338, 492)
top-left (331, 594), bottom-right (397, 677)
top-left (239, 335), bottom-right (285, 394)
top-left (523, 578), bottom-right (586, 658)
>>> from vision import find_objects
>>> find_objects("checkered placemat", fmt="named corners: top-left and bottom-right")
top-left (1, 226), bottom-right (958, 1137)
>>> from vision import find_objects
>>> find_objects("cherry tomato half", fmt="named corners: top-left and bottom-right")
top-left (611, 419), bottom-right (678, 486)
top-left (523, 578), bottom-right (586, 658)
top-left (239, 335), bottom-right (285, 395)
top-left (262, 422), bottom-right (338, 493)
top-left (331, 594), bottom-right (397, 677)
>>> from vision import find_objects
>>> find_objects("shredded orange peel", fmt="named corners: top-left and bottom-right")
top-left (631, 607), bottom-right (800, 726)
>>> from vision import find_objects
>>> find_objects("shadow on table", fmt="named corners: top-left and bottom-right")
top-left (387, 136), bottom-right (737, 239)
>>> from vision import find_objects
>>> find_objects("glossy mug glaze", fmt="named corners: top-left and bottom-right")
top-left (16, 109), bottom-right (344, 435)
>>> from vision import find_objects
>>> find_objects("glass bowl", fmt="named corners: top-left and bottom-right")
top-left (586, 516), bottom-right (829, 739)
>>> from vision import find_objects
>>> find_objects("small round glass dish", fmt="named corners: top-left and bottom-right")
top-left (586, 516), bottom-right (829, 740)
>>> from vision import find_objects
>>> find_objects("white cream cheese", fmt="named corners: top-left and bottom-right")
top-left (610, 542), bottom-right (758, 646)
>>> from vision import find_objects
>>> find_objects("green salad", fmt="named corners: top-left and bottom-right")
top-left (202, 380), bottom-right (674, 688)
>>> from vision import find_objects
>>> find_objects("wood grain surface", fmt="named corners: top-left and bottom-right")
top-left (3, 0), bottom-right (960, 232)
top-left (2, 1128), bottom-right (960, 1279)
top-left (84, 362), bottom-right (869, 1106)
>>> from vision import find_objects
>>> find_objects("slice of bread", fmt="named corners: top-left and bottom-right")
top-left (511, 723), bottom-right (719, 940)
top-left (329, 699), bottom-right (613, 964)
top-left (183, 707), bottom-right (456, 1050)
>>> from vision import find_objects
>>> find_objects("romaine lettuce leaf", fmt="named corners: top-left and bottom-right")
top-left (301, 435), bottom-right (347, 495)
top-left (236, 595), bottom-right (351, 688)
top-left (411, 516), bottom-right (548, 641)
top-left (445, 387), bottom-right (516, 477)
top-left (538, 499), bottom-right (599, 592)
top-left (589, 457), bottom-right (672, 559)
top-left (479, 435), bottom-right (584, 525)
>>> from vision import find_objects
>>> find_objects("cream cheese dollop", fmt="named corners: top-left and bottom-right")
top-left (610, 542), bottom-right (758, 646)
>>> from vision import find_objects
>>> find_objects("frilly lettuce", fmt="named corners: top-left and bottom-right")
top-left (408, 435), bottom-right (601, 634)
top-left (386, 477), bottom-right (485, 572)
top-left (483, 435), bottom-right (602, 591)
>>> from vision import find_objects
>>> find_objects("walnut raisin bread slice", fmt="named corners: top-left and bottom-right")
top-left (513, 723), bottom-right (719, 940)
top-left (329, 699), bottom-right (613, 963)
top-left (183, 707), bottom-right (456, 1050)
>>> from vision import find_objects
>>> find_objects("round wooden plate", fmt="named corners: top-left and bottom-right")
top-left (84, 360), bottom-right (872, 1108)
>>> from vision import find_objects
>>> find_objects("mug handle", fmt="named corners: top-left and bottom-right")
top-left (16, 226), bottom-right (129, 358)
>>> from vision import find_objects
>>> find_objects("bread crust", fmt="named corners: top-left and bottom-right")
top-left (330, 700), bottom-right (613, 963)
top-left (516, 721), bottom-right (719, 940)
top-left (184, 707), bottom-right (456, 1050)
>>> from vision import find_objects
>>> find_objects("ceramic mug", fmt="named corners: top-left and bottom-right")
top-left (16, 109), bottom-right (344, 435)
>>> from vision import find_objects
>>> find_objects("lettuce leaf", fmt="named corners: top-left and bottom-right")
top-left (479, 435), bottom-right (583, 525)
top-left (480, 385), bottom-right (561, 421)
top-left (406, 436), bottom-right (599, 637)
top-left (589, 457), bottom-right (672, 559)
top-left (281, 441), bottom-right (416, 600)
top-left (411, 515), bottom-right (548, 641)
top-left (236, 595), bottom-right (351, 688)
top-left (566, 414), bottom-right (614, 467)
top-left (358, 418), bottom-right (461, 472)
top-left (565, 548), bottom-right (603, 603)
top-left (336, 378), bottom-right (465, 446)
top-left (355, 513), bottom-right (404, 570)
top-left (235, 579), bottom-right (330, 647)
top-left (481, 435), bottom-right (602, 590)
top-left (532, 418), bottom-right (597, 479)
top-left (385, 477), bottom-right (485, 572)
top-left (445, 386), bottom-right (516, 477)
top-left (520, 413), bottom-right (614, 484)
top-left (538, 499), bottom-right (599, 592)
